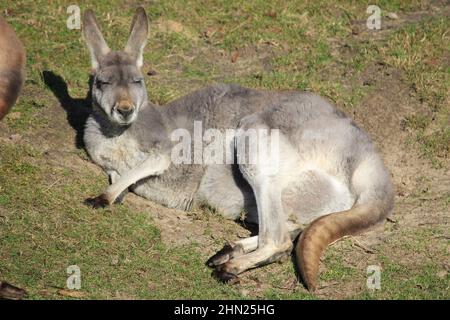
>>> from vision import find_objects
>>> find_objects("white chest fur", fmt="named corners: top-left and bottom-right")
top-left (84, 116), bottom-right (147, 174)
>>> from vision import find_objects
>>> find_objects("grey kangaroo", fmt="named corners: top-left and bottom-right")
top-left (82, 8), bottom-right (394, 290)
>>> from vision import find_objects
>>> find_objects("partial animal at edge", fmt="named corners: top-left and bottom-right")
top-left (0, 16), bottom-right (25, 121)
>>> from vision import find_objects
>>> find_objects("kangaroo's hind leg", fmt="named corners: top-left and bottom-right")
top-left (212, 115), bottom-right (298, 283)
top-left (207, 224), bottom-right (302, 268)
top-left (212, 176), bottom-right (294, 282)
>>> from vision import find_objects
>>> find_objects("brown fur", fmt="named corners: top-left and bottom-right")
top-left (0, 16), bottom-right (26, 120)
top-left (295, 203), bottom-right (386, 290)
top-left (0, 281), bottom-right (27, 300)
top-left (117, 88), bottom-right (134, 112)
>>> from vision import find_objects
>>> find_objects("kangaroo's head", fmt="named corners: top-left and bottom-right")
top-left (82, 8), bottom-right (148, 126)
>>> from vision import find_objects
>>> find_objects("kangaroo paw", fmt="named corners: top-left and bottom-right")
top-left (206, 243), bottom-right (243, 268)
top-left (212, 264), bottom-right (240, 285)
top-left (84, 194), bottom-right (110, 209)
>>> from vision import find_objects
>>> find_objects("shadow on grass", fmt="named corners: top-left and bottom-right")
top-left (42, 70), bottom-right (92, 149)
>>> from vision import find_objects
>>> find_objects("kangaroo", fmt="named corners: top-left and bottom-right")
top-left (0, 16), bottom-right (27, 299)
top-left (82, 8), bottom-right (394, 291)
top-left (0, 16), bottom-right (25, 120)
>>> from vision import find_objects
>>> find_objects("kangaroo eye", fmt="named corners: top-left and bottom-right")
top-left (132, 79), bottom-right (143, 84)
top-left (97, 80), bottom-right (111, 86)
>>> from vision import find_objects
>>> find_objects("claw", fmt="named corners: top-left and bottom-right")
top-left (212, 265), bottom-right (239, 285)
top-left (84, 194), bottom-right (110, 209)
top-left (206, 243), bottom-right (235, 268)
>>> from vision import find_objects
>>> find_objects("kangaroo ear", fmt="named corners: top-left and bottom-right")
top-left (124, 7), bottom-right (148, 68)
top-left (82, 9), bottom-right (110, 71)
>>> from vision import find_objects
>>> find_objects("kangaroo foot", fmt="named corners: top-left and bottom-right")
top-left (84, 194), bottom-right (110, 209)
top-left (212, 263), bottom-right (240, 285)
top-left (206, 242), bottom-right (244, 268)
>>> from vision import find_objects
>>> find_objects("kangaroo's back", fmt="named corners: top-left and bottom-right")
top-left (0, 17), bottom-right (25, 120)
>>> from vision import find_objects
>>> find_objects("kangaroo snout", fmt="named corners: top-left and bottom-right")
top-left (115, 100), bottom-right (135, 118)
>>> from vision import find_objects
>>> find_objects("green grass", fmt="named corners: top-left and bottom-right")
top-left (355, 226), bottom-right (449, 299)
top-left (381, 18), bottom-right (450, 166)
top-left (0, 143), bottom-right (242, 299)
top-left (1, 0), bottom-right (449, 299)
top-left (356, 259), bottom-right (449, 300)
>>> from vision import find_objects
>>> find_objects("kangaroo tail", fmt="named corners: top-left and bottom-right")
top-left (295, 157), bottom-right (394, 291)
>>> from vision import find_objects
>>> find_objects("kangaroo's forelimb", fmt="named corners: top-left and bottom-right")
top-left (85, 154), bottom-right (171, 208)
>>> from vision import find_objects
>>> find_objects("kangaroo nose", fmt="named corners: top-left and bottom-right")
top-left (117, 107), bottom-right (133, 118)
top-left (116, 101), bottom-right (134, 118)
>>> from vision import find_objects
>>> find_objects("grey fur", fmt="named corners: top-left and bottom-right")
top-left (82, 8), bottom-right (394, 284)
